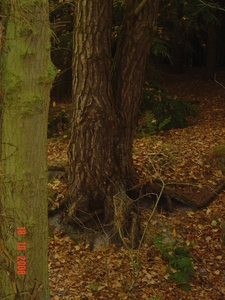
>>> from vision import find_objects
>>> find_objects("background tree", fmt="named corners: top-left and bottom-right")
top-left (0, 1), bottom-right (56, 299)
top-left (49, 0), bottom-right (224, 103)
top-left (50, 0), bottom-right (74, 100)
top-left (66, 0), bottom-right (160, 244)
top-left (156, 0), bottom-right (220, 74)
top-left (203, 0), bottom-right (225, 79)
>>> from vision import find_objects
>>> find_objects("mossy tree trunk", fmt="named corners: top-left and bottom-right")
top-left (0, 1), bottom-right (56, 299)
top-left (67, 0), bottom-right (160, 244)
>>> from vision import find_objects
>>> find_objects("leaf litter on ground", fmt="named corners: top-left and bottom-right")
top-left (48, 68), bottom-right (225, 299)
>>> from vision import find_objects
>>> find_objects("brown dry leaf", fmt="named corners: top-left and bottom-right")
top-left (172, 227), bottom-right (177, 238)
top-left (48, 70), bottom-right (225, 300)
top-left (117, 292), bottom-right (127, 298)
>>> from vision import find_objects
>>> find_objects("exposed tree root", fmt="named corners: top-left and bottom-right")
top-left (48, 163), bottom-right (225, 250)
top-left (110, 191), bottom-right (140, 248)
top-left (146, 180), bottom-right (225, 209)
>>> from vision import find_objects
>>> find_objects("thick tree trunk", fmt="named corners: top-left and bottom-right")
top-left (0, 1), bottom-right (55, 299)
top-left (112, 0), bottom-right (160, 183)
top-left (67, 1), bottom-right (119, 224)
top-left (67, 0), bottom-right (160, 241)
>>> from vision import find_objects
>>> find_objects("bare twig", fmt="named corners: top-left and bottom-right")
top-left (199, 0), bottom-right (225, 11)
top-left (214, 73), bottom-right (225, 89)
top-left (29, 279), bottom-right (42, 300)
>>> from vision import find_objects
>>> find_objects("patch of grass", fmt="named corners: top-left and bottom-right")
top-left (208, 143), bottom-right (225, 174)
top-left (153, 236), bottom-right (195, 292)
top-left (213, 144), bottom-right (225, 153)
top-left (87, 283), bottom-right (104, 292)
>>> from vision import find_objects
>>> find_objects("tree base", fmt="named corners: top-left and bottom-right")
top-left (110, 191), bottom-right (140, 248)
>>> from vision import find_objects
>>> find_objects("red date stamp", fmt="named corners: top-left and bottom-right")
top-left (17, 256), bottom-right (26, 274)
top-left (16, 227), bottom-right (27, 275)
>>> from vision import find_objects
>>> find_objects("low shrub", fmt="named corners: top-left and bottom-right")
top-left (153, 236), bottom-right (195, 292)
top-left (139, 81), bottom-right (199, 132)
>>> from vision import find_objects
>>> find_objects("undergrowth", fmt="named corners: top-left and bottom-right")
top-left (153, 236), bottom-right (195, 292)
top-left (139, 81), bottom-right (199, 133)
top-left (48, 109), bottom-right (70, 138)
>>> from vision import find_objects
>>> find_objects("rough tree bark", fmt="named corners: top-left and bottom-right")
top-left (0, 1), bottom-right (56, 299)
top-left (67, 0), bottom-right (160, 245)
top-left (67, 1), bottom-right (119, 224)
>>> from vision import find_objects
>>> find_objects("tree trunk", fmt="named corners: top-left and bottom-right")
top-left (112, 0), bottom-right (160, 183)
top-left (67, 0), bottom-right (160, 243)
top-left (67, 1), bottom-right (119, 225)
top-left (204, 24), bottom-right (217, 80)
top-left (0, 1), bottom-right (56, 299)
top-left (172, 41), bottom-right (185, 74)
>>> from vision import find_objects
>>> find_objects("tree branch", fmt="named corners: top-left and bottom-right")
top-left (199, 0), bottom-right (225, 11)
top-left (134, 0), bottom-right (148, 16)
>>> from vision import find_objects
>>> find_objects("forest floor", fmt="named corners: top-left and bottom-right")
top-left (48, 67), bottom-right (225, 300)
